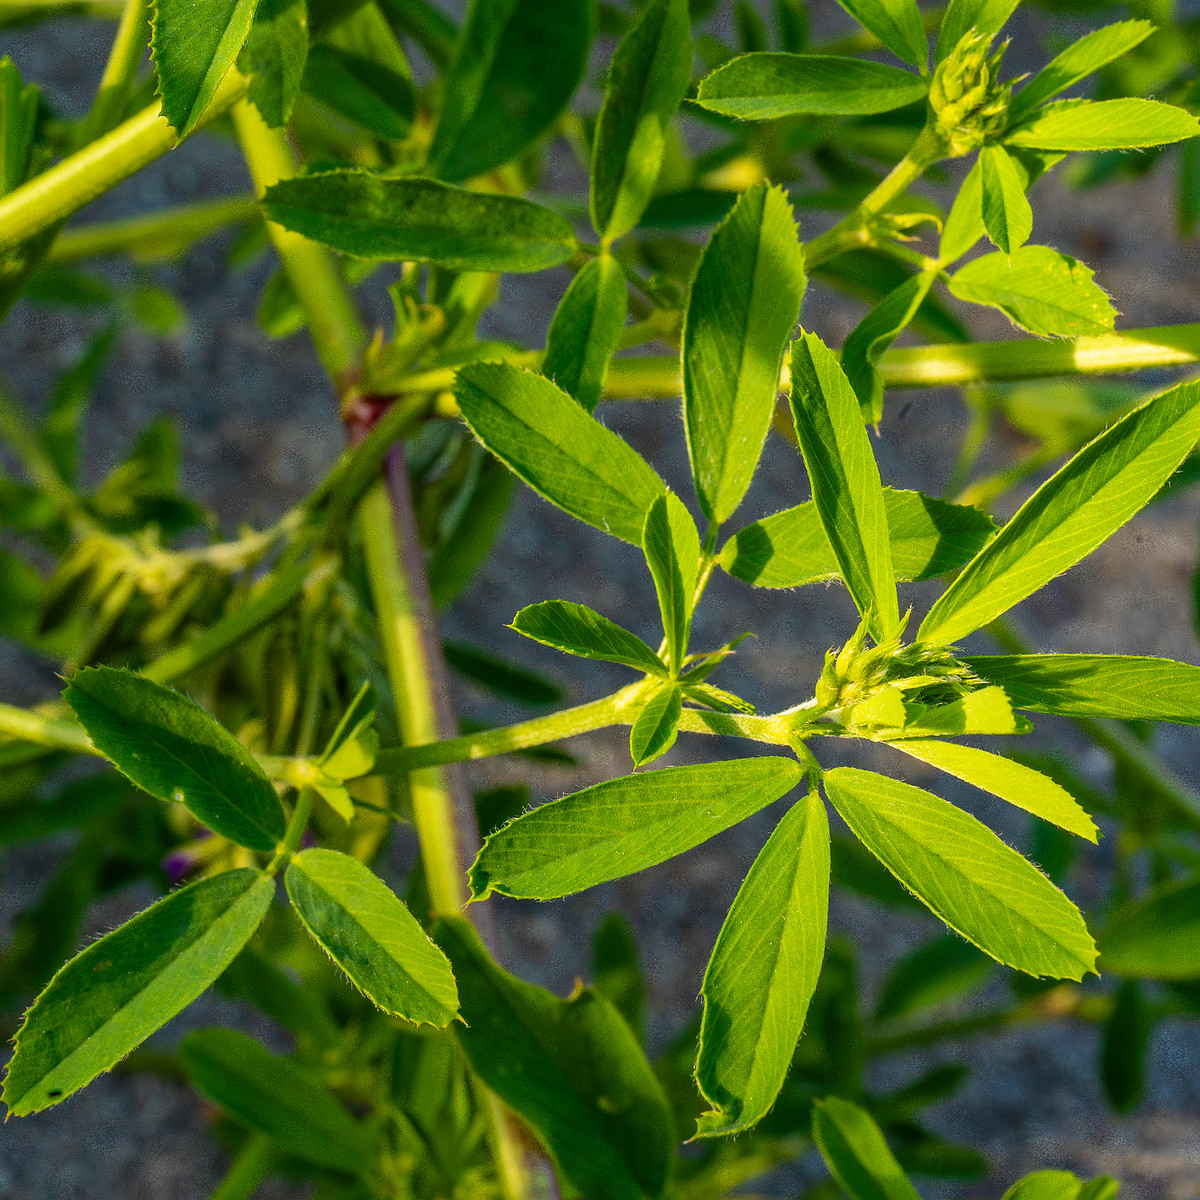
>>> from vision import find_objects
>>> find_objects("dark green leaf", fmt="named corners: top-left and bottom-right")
top-left (435, 916), bottom-right (674, 1200)
top-left (789, 332), bottom-right (899, 641)
top-left (430, 0), bottom-right (593, 182)
top-left (64, 666), bottom-right (286, 850)
top-left (1006, 98), bottom-right (1200, 151)
top-left (470, 756), bottom-right (803, 900)
top-left (241, 0), bottom-right (308, 127)
top-left (696, 790), bottom-right (829, 1135)
top-left (642, 491), bottom-right (700, 673)
top-left (979, 145), bottom-right (1032, 255)
top-left (302, 44), bottom-right (415, 139)
top-left (813, 1095), bottom-right (922, 1200)
top-left (696, 53), bottom-right (928, 119)
top-left (948, 245), bottom-right (1115, 339)
top-left (591, 912), bottom-right (646, 1040)
top-left (429, 458), bottom-right (514, 610)
top-left (1098, 876), bottom-right (1200, 980)
top-left (285, 848), bottom-right (459, 1024)
top-left (180, 1028), bottom-right (374, 1172)
top-left (835, 0), bottom-right (926, 67)
top-left (455, 362), bottom-right (665, 543)
top-left (720, 488), bottom-right (996, 590)
top-left (542, 254), bottom-right (628, 413)
top-left (591, 0), bottom-right (693, 241)
top-left (444, 640), bottom-right (563, 706)
top-left (831, 833), bottom-right (926, 912)
top-left (1100, 978), bottom-right (1149, 1113)
top-left (151, 0), bottom-right (258, 136)
top-left (682, 182), bottom-right (805, 525)
top-left (263, 172), bottom-right (578, 270)
top-left (874, 934), bottom-right (993, 1020)
top-left (920, 380), bottom-right (1200, 645)
top-left (934, 0), bottom-right (1018, 65)
top-left (824, 768), bottom-right (1097, 979)
top-left (511, 600), bottom-right (665, 674)
top-left (1007, 21), bottom-right (1154, 124)
top-left (43, 326), bottom-right (115, 485)
top-left (3, 869), bottom-right (272, 1115)
top-left (964, 654), bottom-right (1200, 723)
top-left (629, 683), bottom-right (682, 766)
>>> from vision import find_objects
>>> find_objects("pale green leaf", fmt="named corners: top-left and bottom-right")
top-left (591, 0), bottom-right (693, 241)
top-left (64, 666), bottom-right (286, 851)
top-left (935, 0), bottom-right (1018, 64)
top-left (695, 790), bottom-right (829, 1135)
top-left (719, 488), bottom-right (996, 590)
top-left (151, 0), bottom-right (258, 136)
top-left (682, 182), bottom-right (805, 525)
top-left (939, 153), bottom-right (984, 264)
top-left (789, 332), bottom-right (899, 641)
top-left (893, 685), bottom-right (1020, 736)
top-left (948, 245), bottom-right (1115, 339)
top-left (285, 848), bottom-right (458, 1024)
top-left (980, 145), bottom-right (1032, 254)
top-left (889, 739), bottom-right (1098, 841)
top-left (835, 0), bottom-right (926, 67)
top-left (812, 1095), bottom-right (922, 1200)
top-left (542, 255), bottom-right (627, 413)
top-left (3, 869), bottom-right (272, 1115)
top-left (1006, 98), bottom-right (1200, 151)
top-left (470, 756), bottom-right (803, 900)
top-left (696, 53), bottom-right (928, 119)
top-left (435, 916), bottom-right (673, 1200)
top-left (320, 680), bottom-right (378, 779)
top-left (511, 599), bottom-right (666, 674)
top-left (1098, 876), bottom-right (1200, 980)
top-left (240, 0), bottom-right (308, 128)
top-left (962, 653), bottom-right (1200, 723)
top-left (642, 491), bottom-right (701, 673)
top-left (455, 362), bottom-right (665, 544)
top-left (824, 767), bottom-right (1097, 978)
top-left (919, 380), bottom-right (1200, 645)
top-left (629, 683), bottom-right (682, 766)
top-left (431, 0), bottom-right (592, 182)
top-left (1003, 1173), bottom-right (1085, 1200)
top-left (180, 1028), bottom-right (374, 1172)
top-left (1007, 21), bottom-right (1155, 123)
top-left (262, 171), bottom-right (578, 271)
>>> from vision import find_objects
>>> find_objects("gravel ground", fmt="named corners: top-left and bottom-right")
top-left (2, 7), bottom-right (1200, 1198)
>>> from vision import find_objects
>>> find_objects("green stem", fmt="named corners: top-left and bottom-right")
top-left (209, 1135), bottom-right (275, 1200)
top-left (0, 69), bottom-right (248, 255)
top-left (80, 0), bottom-right (148, 144)
top-left (268, 786), bottom-right (316, 873)
top-left (48, 196), bottom-right (259, 264)
top-left (0, 702), bottom-right (98, 755)
top-left (230, 100), bottom-right (365, 385)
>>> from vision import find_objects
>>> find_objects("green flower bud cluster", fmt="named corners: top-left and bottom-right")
top-left (929, 30), bottom-right (1012, 156)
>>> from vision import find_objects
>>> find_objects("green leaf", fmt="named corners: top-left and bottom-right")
top-left (789, 332), bottom-right (899, 641)
top-left (591, 913), bottom-right (646, 1040)
top-left (874, 933), bottom-right (992, 1020)
top-left (962, 654), bottom-right (1200, 723)
top-left (511, 600), bottom-right (665, 674)
top-left (455, 362), bottom-right (665, 544)
top-left (470, 756), bottom-right (803, 900)
top-left (1100, 979), bottom-right (1149, 1113)
top-left (823, 767), bottom-right (1097, 979)
top-left (695, 53), bottom-right (928, 119)
top-left (919, 380), bottom-right (1200, 645)
top-left (64, 666), bottom-right (286, 851)
top-left (542, 255), bottom-right (628, 413)
top-left (813, 1095), bottom-right (922, 1200)
top-left (430, 0), bottom-right (593, 183)
top-left (842, 272), bottom-right (935, 424)
top-left (151, 0), bottom-right (258, 137)
top-left (834, 0), bottom-right (926, 67)
top-left (285, 848), bottom-right (459, 1025)
top-left (3, 869), bottom-right (272, 1116)
top-left (1003, 1172), bottom-right (1085, 1200)
top-left (240, 0), bottom-right (308, 127)
top-left (262, 171), bottom-right (578, 271)
top-left (939, 153), bottom-right (984, 265)
top-left (948, 245), bottom-right (1115, 339)
top-left (681, 182), bottom-right (805, 525)
top-left (179, 1028), bottom-right (374, 1172)
top-left (302, 44), bottom-right (415, 139)
top-left (894, 685), bottom-right (1020, 737)
top-left (320, 681), bottom-right (379, 779)
top-left (934, 0), bottom-right (1018, 65)
top-left (1007, 21), bottom-right (1155, 124)
top-left (435, 916), bottom-right (674, 1200)
top-left (888, 740), bottom-right (1098, 841)
top-left (1098, 876), bottom-right (1200, 980)
top-left (629, 683), bottom-right (682, 766)
top-left (719, 488), bottom-right (997, 590)
top-left (1006, 98), bottom-right (1200, 151)
top-left (591, 0), bottom-right (693, 241)
top-left (695, 790), bottom-right (829, 1135)
top-left (444, 640), bottom-right (563, 706)
top-left (979, 145), bottom-right (1032, 255)
top-left (642, 491), bottom-right (701, 673)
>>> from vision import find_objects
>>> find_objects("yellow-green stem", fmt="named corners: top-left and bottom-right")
top-left (80, 0), bottom-right (148, 143)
